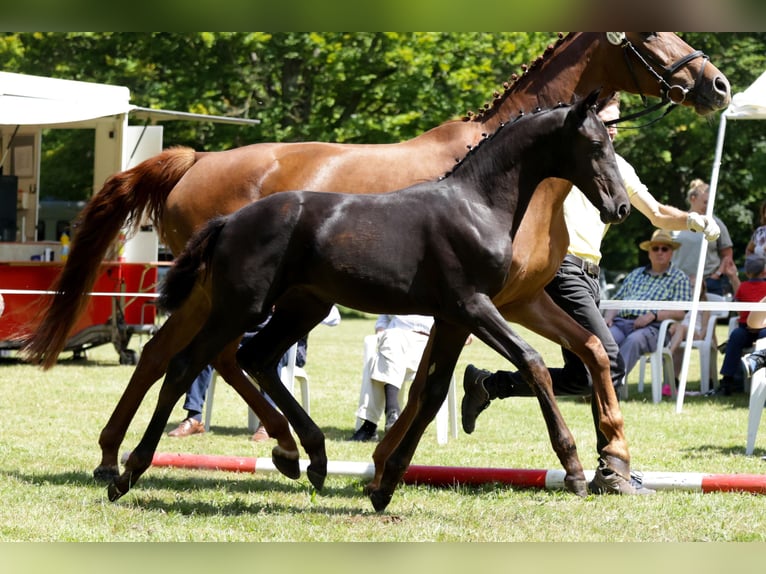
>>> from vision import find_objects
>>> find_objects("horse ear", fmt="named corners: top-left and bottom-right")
top-left (584, 88), bottom-right (601, 110)
top-left (571, 88), bottom-right (601, 123)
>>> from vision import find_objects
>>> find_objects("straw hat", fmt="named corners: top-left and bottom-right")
top-left (639, 229), bottom-right (681, 251)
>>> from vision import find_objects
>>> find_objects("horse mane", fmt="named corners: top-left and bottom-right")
top-left (442, 102), bottom-right (569, 181)
top-left (461, 32), bottom-right (569, 123)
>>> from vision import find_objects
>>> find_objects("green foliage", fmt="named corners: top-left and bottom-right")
top-left (2, 32), bottom-right (766, 269)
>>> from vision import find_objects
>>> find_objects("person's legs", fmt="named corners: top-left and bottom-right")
top-left (615, 323), bottom-right (659, 378)
top-left (463, 264), bottom-right (625, 433)
top-left (167, 364), bottom-right (213, 437)
top-left (720, 326), bottom-right (766, 394)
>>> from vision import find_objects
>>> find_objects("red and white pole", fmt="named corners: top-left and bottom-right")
top-left (146, 452), bottom-right (766, 494)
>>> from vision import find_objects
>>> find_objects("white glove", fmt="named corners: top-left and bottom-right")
top-left (687, 213), bottom-right (721, 241)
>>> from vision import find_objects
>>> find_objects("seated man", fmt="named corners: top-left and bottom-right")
top-left (604, 229), bottom-right (690, 382)
top-left (742, 295), bottom-right (766, 377)
top-left (348, 314), bottom-right (434, 442)
top-left (718, 256), bottom-right (766, 394)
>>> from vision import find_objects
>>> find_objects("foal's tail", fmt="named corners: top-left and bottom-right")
top-left (158, 216), bottom-right (228, 313)
top-left (21, 146), bottom-right (199, 369)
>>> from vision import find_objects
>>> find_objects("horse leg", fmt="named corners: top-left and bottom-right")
top-left (93, 297), bottom-right (206, 482)
top-left (210, 341), bottom-right (300, 480)
top-left (236, 295), bottom-right (332, 490)
top-left (504, 294), bottom-right (631, 483)
top-left (367, 321), bottom-right (468, 512)
top-left (471, 295), bottom-right (589, 495)
top-left (108, 330), bottom-right (234, 501)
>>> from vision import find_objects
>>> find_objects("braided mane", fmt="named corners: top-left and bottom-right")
top-left (461, 32), bottom-right (568, 122)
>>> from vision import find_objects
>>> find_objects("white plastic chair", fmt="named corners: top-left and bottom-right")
top-left (746, 338), bottom-right (766, 456)
top-left (355, 334), bottom-right (458, 444)
top-left (677, 293), bottom-right (730, 394)
top-left (634, 319), bottom-right (677, 403)
top-left (203, 342), bottom-right (309, 432)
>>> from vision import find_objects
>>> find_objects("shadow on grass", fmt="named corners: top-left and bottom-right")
top-left (1, 468), bottom-right (384, 516)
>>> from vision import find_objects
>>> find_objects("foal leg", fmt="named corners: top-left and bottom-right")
top-left (93, 291), bottom-right (299, 483)
top-left (505, 294), bottom-right (632, 486)
top-left (108, 331), bottom-right (233, 501)
top-left (367, 321), bottom-right (468, 512)
top-left (94, 296), bottom-right (205, 482)
top-left (211, 342), bottom-right (300, 480)
top-left (236, 296), bottom-right (332, 491)
top-left (471, 296), bottom-right (589, 495)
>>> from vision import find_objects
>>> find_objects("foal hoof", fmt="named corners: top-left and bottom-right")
top-left (93, 465), bottom-right (120, 483)
top-left (564, 476), bottom-right (589, 497)
top-left (271, 448), bottom-right (301, 481)
top-left (368, 488), bottom-right (393, 512)
top-left (107, 480), bottom-right (127, 502)
top-left (306, 466), bottom-right (326, 491)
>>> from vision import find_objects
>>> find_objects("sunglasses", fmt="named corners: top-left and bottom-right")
top-left (651, 245), bottom-right (671, 253)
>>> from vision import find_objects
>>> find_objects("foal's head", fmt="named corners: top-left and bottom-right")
top-left (558, 90), bottom-right (630, 224)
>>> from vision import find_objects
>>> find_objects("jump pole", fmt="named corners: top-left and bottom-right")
top-left (145, 452), bottom-right (766, 494)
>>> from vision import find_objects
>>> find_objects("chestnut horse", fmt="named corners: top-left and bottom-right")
top-left (22, 33), bottom-right (730, 487)
top-left (108, 95), bottom-right (630, 508)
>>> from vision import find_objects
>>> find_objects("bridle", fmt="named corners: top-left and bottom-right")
top-left (603, 32), bottom-right (710, 127)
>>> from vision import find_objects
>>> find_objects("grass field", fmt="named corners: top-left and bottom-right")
top-left (2, 312), bottom-right (766, 544)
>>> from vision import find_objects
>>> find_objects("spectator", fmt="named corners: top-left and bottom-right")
top-left (672, 179), bottom-right (738, 296)
top-left (604, 229), bottom-right (690, 381)
top-left (745, 200), bottom-right (766, 258)
top-left (717, 256), bottom-right (766, 395)
top-left (349, 314), bottom-right (434, 442)
top-left (742, 295), bottom-right (766, 377)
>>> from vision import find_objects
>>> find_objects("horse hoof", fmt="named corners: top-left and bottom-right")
top-left (93, 465), bottom-right (119, 483)
top-left (272, 453), bottom-right (301, 481)
top-left (107, 480), bottom-right (127, 502)
top-left (306, 467), bottom-right (326, 491)
top-left (368, 488), bottom-right (393, 512)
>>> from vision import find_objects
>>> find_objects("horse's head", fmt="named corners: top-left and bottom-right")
top-left (562, 90), bottom-right (631, 225)
top-left (603, 32), bottom-right (730, 116)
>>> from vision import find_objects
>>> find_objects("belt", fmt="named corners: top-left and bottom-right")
top-left (563, 254), bottom-right (600, 278)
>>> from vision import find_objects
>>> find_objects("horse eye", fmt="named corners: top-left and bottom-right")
top-left (590, 141), bottom-right (604, 158)
top-left (640, 32), bottom-right (658, 40)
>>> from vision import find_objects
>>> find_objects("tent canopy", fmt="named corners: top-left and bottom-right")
top-left (725, 69), bottom-right (766, 120)
top-left (0, 71), bottom-right (130, 126)
top-left (0, 71), bottom-right (259, 127)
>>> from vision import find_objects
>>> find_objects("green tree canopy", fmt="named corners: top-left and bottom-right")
top-left (1, 32), bottom-right (764, 270)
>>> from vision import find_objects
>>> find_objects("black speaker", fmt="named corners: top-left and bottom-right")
top-left (0, 175), bottom-right (18, 242)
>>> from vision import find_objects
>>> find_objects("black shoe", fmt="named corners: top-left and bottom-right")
top-left (384, 409), bottom-right (399, 432)
top-left (348, 420), bottom-right (378, 442)
top-left (461, 364), bottom-right (491, 434)
top-left (742, 351), bottom-right (766, 378)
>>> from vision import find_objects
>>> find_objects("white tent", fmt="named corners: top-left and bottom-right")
top-left (676, 69), bottom-right (766, 412)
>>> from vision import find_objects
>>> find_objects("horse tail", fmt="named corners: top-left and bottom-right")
top-left (158, 216), bottom-right (227, 313)
top-left (21, 146), bottom-right (199, 369)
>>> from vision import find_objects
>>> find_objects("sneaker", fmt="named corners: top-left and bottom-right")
top-left (167, 417), bottom-right (205, 437)
top-left (384, 409), bottom-right (400, 432)
top-left (461, 364), bottom-right (491, 434)
top-left (742, 351), bottom-right (766, 378)
top-left (348, 420), bottom-right (378, 442)
top-left (662, 383), bottom-right (671, 397)
top-left (589, 461), bottom-right (655, 495)
top-left (251, 424), bottom-right (270, 442)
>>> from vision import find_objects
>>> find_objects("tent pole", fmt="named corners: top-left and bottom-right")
top-left (676, 113), bottom-right (728, 413)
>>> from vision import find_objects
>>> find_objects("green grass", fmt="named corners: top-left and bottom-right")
top-left (1, 314), bottom-right (766, 542)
